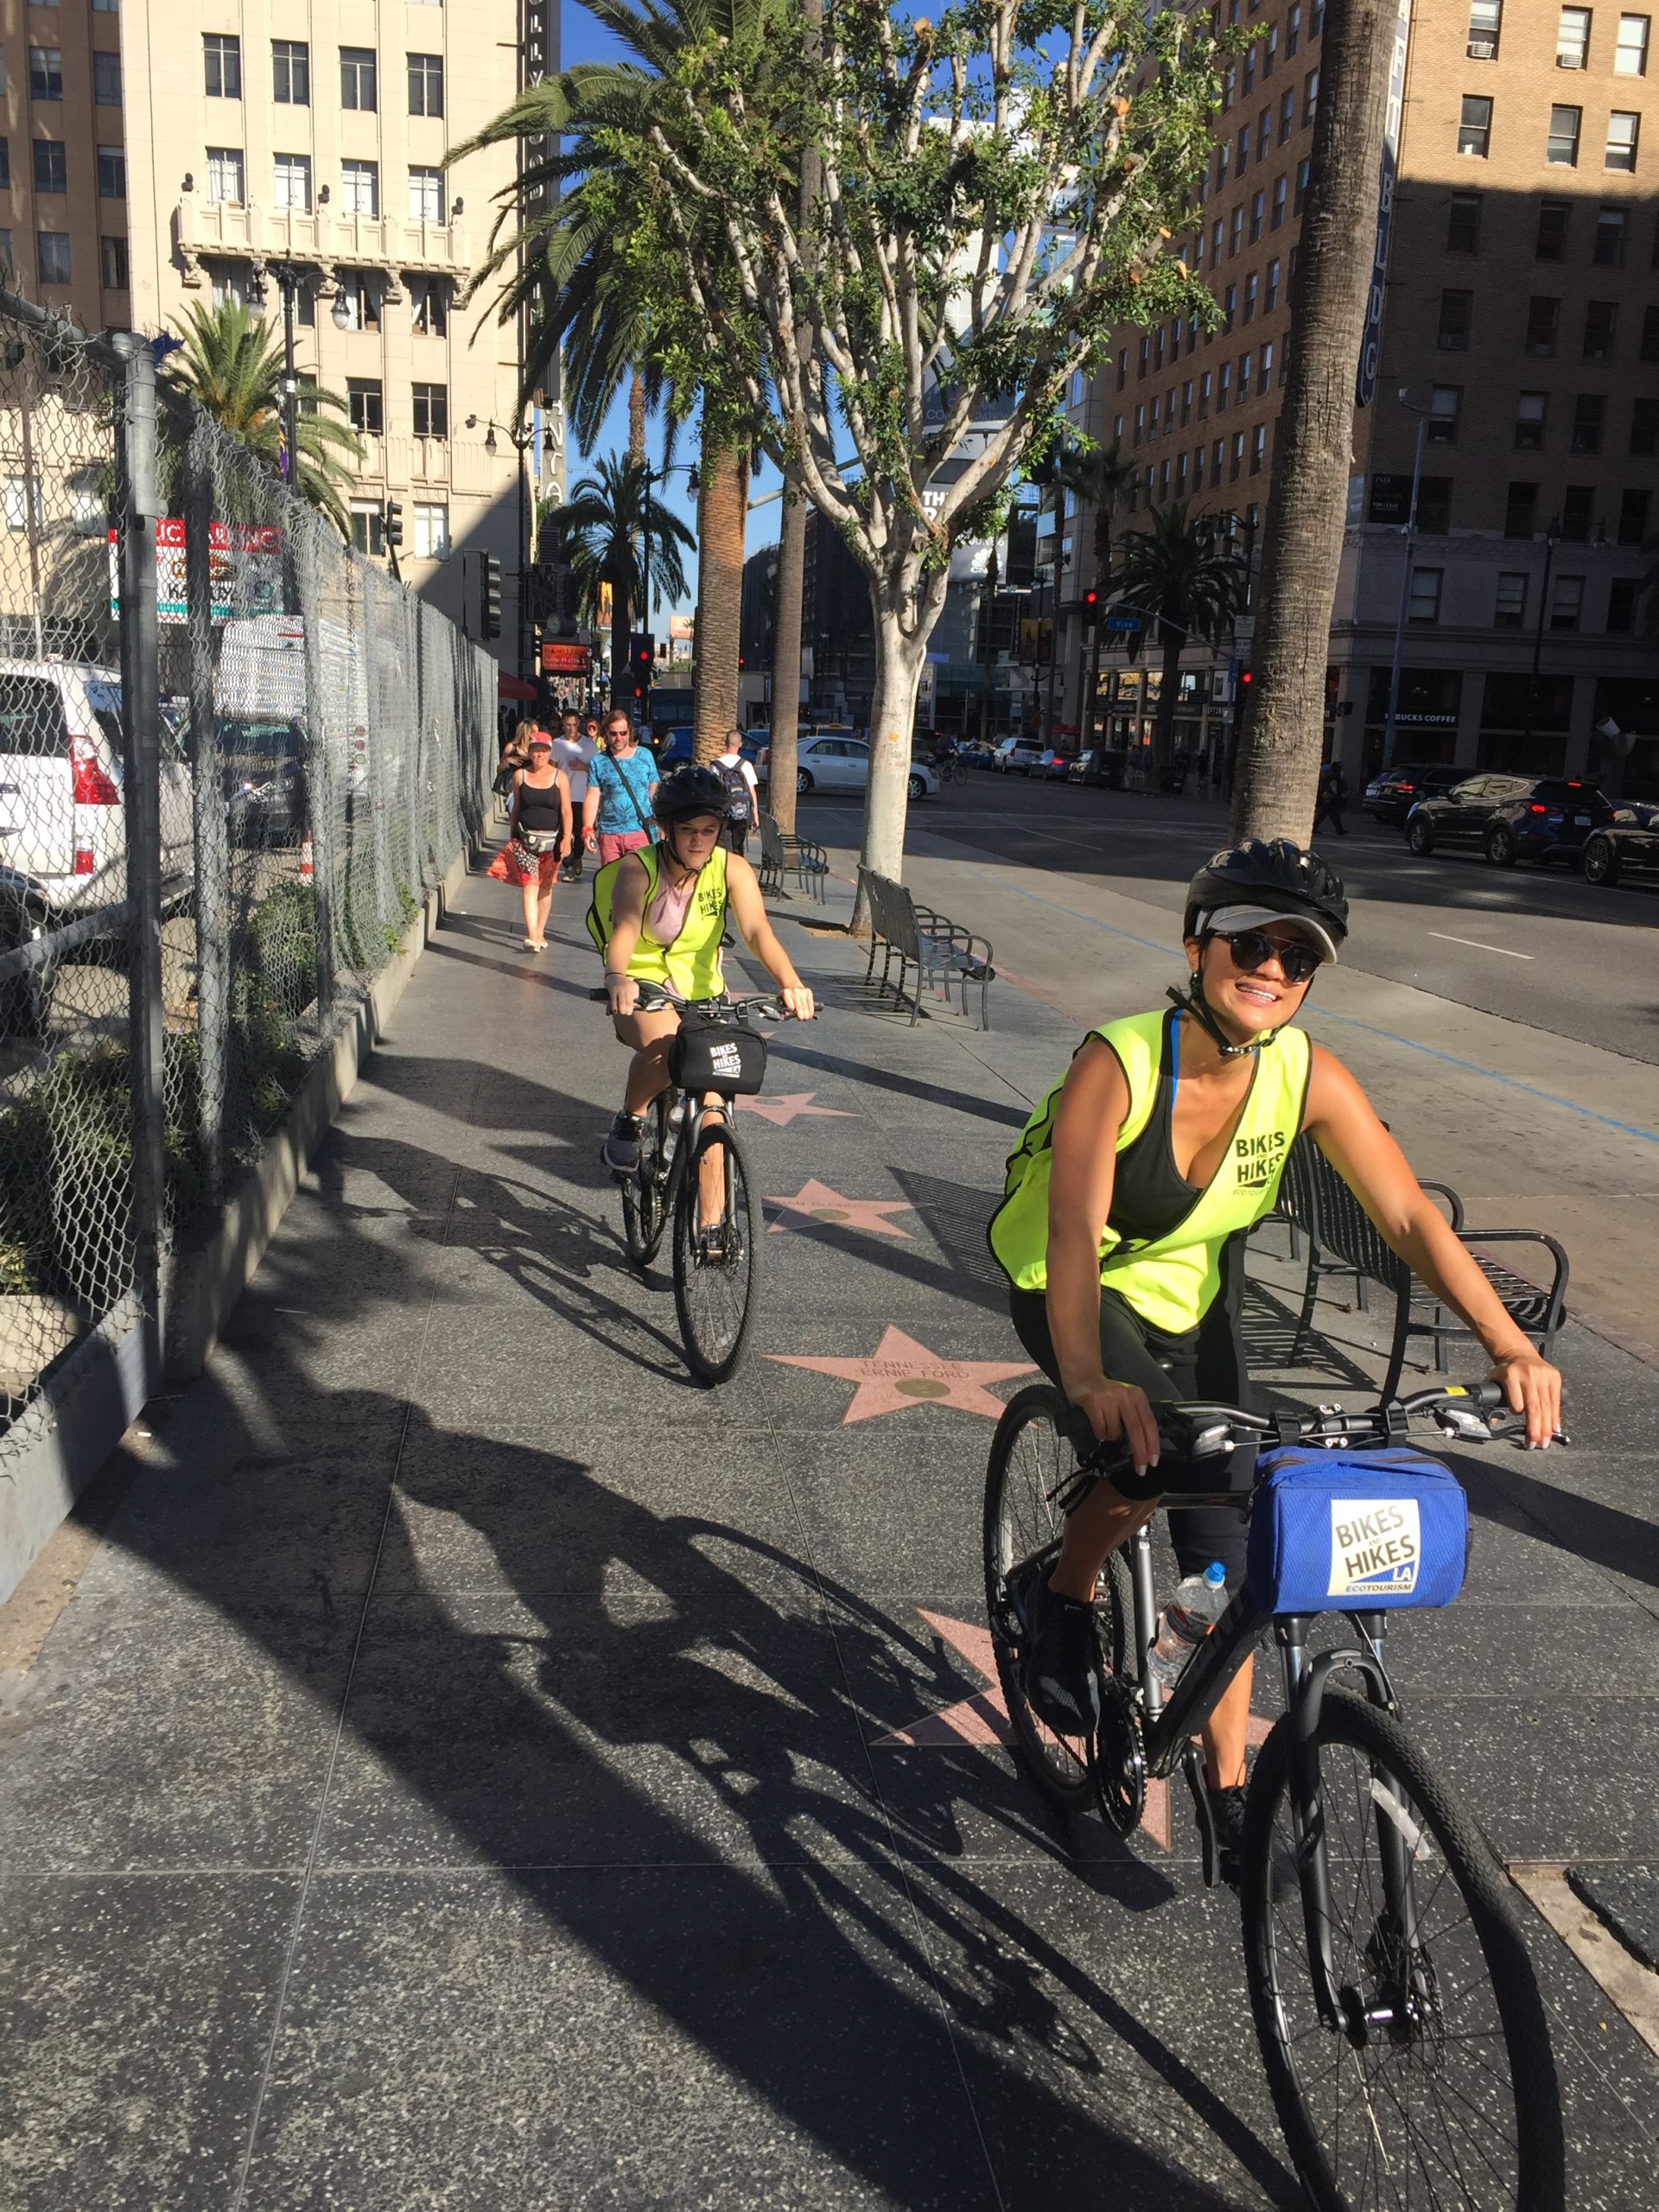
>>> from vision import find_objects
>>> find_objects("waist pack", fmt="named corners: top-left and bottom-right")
top-left (517, 826), bottom-right (560, 856)
top-left (1246, 1446), bottom-right (1471, 1615)
top-left (670, 1009), bottom-right (768, 1096)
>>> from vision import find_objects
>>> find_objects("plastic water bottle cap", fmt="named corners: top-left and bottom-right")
top-left (1204, 1561), bottom-right (1227, 1588)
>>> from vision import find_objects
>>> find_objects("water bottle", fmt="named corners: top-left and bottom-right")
top-left (1147, 1561), bottom-right (1229, 1694)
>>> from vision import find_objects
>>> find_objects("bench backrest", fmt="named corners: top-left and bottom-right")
top-left (758, 811), bottom-right (785, 868)
top-left (1284, 1135), bottom-right (1410, 1290)
top-left (859, 867), bottom-right (921, 959)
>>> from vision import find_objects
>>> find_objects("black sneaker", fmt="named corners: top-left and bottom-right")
top-left (1020, 1573), bottom-right (1102, 1738)
top-left (601, 1113), bottom-right (643, 1175)
top-left (1205, 1783), bottom-right (1299, 1897)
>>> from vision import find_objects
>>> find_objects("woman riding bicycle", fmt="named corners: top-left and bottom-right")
top-left (988, 838), bottom-right (1562, 1872)
top-left (594, 764), bottom-right (815, 1174)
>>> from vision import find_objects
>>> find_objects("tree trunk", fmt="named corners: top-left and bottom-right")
top-left (692, 441), bottom-right (748, 764)
top-left (850, 564), bottom-right (948, 928)
top-left (627, 372), bottom-right (646, 469)
top-left (1149, 620), bottom-right (1181, 786)
top-left (768, 468), bottom-right (807, 834)
top-left (1231, 0), bottom-right (1396, 843)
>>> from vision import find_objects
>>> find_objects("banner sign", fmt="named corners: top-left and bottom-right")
top-left (539, 640), bottom-right (591, 675)
top-left (111, 518), bottom-right (285, 624)
top-left (1356, 0), bottom-right (1414, 408)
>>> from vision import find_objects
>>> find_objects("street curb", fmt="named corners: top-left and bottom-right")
top-left (161, 848), bottom-right (470, 1384)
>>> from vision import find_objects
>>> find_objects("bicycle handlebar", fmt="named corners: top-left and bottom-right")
top-left (588, 982), bottom-right (802, 1022)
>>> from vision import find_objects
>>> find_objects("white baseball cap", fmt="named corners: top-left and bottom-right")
top-left (1198, 903), bottom-right (1340, 966)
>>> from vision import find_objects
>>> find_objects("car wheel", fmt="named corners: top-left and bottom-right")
top-left (1406, 816), bottom-right (1434, 857)
top-left (1484, 822), bottom-right (1517, 868)
top-left (907, 772), bottom-right (927, 801)
top-left (796, 768), bottom-right (814, 796)
top-left (1582, 834), bottom-right (1622, 887)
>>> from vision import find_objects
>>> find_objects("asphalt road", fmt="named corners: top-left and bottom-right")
top-left (800, 772), bottom-right (1659, 1065)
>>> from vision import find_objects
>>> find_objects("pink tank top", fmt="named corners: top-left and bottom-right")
top-left (645, 868), bottom-right (696, 947)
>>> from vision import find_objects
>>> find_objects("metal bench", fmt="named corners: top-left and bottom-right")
top-left (756, 810), bottom-right (830, 905)
top-left (1272, 1134), bottom-right (1568, 1398)
top-left (856, 866), bottom-right (995, 1029)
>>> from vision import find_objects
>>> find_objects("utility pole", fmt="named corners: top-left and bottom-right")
top-left (1521, 517), bottom-right (1562, 752)
top-left (1381, 394), bottom-right (1428, 772)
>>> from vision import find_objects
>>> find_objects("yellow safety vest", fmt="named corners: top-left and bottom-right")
top-left (585, 842), bottom-right (729, 1000)
top-left (988, 1007), bottom-right (1312, 1335)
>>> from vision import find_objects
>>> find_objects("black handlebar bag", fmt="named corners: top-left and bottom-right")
top-left (669, 1009), bottom-right (769, 1096)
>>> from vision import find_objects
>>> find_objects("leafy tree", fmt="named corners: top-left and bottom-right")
top-left (1110, 504), bottom-right (1247, 783)
top-left (1055, 441), bottom-right (1136, 742)
top-left (550, 456), bottom-right (694, 705)
top-left (162, 300), bottom-right (360, 531)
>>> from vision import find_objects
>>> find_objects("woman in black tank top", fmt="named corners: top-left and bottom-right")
top-left (505, 730), bottom-right (572, 950)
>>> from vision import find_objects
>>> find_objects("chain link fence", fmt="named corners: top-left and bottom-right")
top-left (0, 286), bottom-right (493, 1490)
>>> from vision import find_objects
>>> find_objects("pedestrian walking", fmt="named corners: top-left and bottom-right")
top-left (493, 719), bottom-right (528, 821)
top-left (487, 727), bottom-right (573, 950)
top-left (550, 707), bottom-right (597, 880)
top-left (711, 726), bottom-right (760, 858)
top-left (582, 711), bottom-right (661, 868)
top-left (1314, 759), bottom-right (1350, 837)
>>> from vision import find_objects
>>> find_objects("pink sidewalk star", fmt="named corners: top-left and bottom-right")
top-left (735, 1092), bottom-right (856, 1128)
top-left (766, 1179), bottom-right (916, 1237)
top-left (767, 1324), bottom-right (1034, 1424)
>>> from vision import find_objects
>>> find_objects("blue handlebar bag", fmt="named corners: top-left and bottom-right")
top-left (1246, 1447), bottom-right (1471, 1614)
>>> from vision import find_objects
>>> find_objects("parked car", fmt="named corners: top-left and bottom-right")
top-left (1363, 760), bottom-right (1462, 825)
top-left (220, 718), bottom-right (305, 848)
top-left (994, 736), bottom-right (1048, 774)
top-left (760, 732), bottom-right (935, 800)
top-left (654, 724), bottom-right (696, 766)
top-left (1580, 800), bottom-right (1659, 887)
top-left (1404, 774), bottom-right (1614, 866)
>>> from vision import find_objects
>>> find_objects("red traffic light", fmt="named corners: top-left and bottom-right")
top-left (1239, 669), bottom-right (1254, 685)
top-left (1083, 588), bottom-right (1099, 608)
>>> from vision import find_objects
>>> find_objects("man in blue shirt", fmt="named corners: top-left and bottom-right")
top-left (581, 711), bottom-right (661, 866)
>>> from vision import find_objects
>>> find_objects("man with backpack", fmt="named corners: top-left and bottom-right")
top-left (711, 728), bottom-right (760, 859)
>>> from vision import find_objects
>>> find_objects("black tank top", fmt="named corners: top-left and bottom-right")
top-left (1108, 1011), bottom-right (1201, 1247)
top-left (516, 772), bottom-right (564, 833)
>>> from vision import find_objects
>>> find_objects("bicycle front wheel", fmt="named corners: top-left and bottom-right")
top-left (622, 1096), bottom-right (671, 1268)
top-left (1243, 1688), bottom-right (1563, 2212)
top-left (671, 1118), bottom-right (760, 1383)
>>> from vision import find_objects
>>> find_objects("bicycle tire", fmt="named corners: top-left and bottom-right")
top-left (1242, 1688), bottom-right (1563, 2212)
top-left (982, 1383), bottom-right (1129, 1813)
top-left (621, 1095), bottom-right (671, 1269)
top-left (671, 1119), bottom-right (760, 1384)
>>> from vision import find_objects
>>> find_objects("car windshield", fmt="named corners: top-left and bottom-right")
top-left (0, 676), bottom-right (72, 757)
top-left (1536, 779), bottom-right (1607, 806)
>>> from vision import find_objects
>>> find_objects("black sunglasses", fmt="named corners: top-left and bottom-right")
top-left (1215, 928), bottom-right (1322, 985)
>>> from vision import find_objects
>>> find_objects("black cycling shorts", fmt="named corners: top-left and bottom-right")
top-left (1008, 1249), bottom-right (1252, 1586)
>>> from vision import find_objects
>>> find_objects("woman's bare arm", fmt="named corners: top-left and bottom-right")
top-left (602, 854), bottom-right (651, 1014)
top-left (725, 857), bottom-right (815, 1019)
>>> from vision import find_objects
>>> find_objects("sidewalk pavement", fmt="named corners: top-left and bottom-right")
top-left (2, 855), bottom-right (1656, 2209)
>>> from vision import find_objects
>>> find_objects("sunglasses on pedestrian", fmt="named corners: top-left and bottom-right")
top-left (1215, 929), bottom-right (1322, 986)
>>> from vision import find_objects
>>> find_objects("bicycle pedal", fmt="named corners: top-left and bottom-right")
top-left (1182, 1746), bottom-right (1223, 1890)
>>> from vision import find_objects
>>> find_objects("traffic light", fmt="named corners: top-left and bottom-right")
top-left (383, 499), bottom-right (404, 551)
top-left (632, 632), bottom-right (655, 673)
top-left (1082, 587), bottom-right (1099, 612)
top-left (480, 553), bottom-right (502, 641)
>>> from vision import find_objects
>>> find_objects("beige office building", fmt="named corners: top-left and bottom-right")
top-left (1073, 0), bottom-right (1659, 794)
top-left (0, 0), bottom-right (131, 329)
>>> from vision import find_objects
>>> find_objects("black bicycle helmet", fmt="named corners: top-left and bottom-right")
top-left (654, 764), bottom-right (730, 826)
top-left (1183, 839), bottom-right (1349, 952)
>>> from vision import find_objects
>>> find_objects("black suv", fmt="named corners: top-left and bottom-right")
top-left (1363, 760), bottom-right (1461, 825)
top-left (1404, 775), bottom-right (1614, 866)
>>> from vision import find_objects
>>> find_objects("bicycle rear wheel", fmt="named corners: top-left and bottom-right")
top-left (671, 1117), bottom-right (760, 1383)
top-left (622, 1096), bottom-right (671, 1268)
top-left (982, 1384), bottom-right (1128, 1813)
top-left (1242, 1688), bottom-right (1563, 2212)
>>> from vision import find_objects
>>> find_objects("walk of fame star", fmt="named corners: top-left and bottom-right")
top-left (734, 1092), bottom-right (856, 1128)
top-left (766, 1324), bottom-right (1034, 1424)
top-left (766, 1179), bottom-right (916, 1237)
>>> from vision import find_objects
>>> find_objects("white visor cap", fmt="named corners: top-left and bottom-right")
top-left (1197, 903), bottom-right (1340, 967)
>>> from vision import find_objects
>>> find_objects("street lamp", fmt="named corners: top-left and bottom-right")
top-left (264, 260), bottom-right (308, 486)
top-left (1381, 388), bottom-right (1430, 772)
top-left (1521, 515), bottom-right (1563, 754)
top-left (331, 283), bottom-right (354, 333)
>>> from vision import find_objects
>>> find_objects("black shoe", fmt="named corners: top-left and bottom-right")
top-left (1020, 1573), bottom-right (1102, 1738)
top-left (1205, 1783), bottom-right (1299, 1897)
top-left (601, 1113), bottom-right (643, 1175)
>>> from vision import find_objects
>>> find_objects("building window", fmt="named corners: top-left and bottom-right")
top-left (1407, 569), bottom-right (1443, 624)
top-left (1271, 175), bottom-right (1287, 228)
top-left (1250, 423), bottom-right (1267, 475)
top-left (1605, 111), bottom-right (1641, 168)
top-left (1561, 485), bottom-right (1593, 541)
top-left (1262, 340), bottom-right (1274, 385)
top-left (1133, 403), bottom-right (1145, 444)
top-left (37, 231), bottom-right (69, 283)
top-left (1294, 156), bottom-right (1311, 212)
top-left (1593, 206), bottom-right (1628, 264)
top-left (207, 260), bottom-right (247, 310)
top-left (1504, 481), bottom-right (1539, 536)
top-left (340, 46), bottom-right (377, 111)
top-left (1556, 5), bottom-right (1591, 67)
top-left (1230, 205), bottom-right (1244, 256)
top-left (1264, 23), bottom-right (1278, 73)
top-left (1237, 124), bottom-right (1251, 172)
top-left (1549, 575), bottom-right (1585, 630)
top-left (1548, 105), bottom-right (1581, 164)
top-left (409, 276), bottom-right (448, 335)
top-left (29, 48), bottom-right (64, 100)
top-left (1428, 386), bottom-right (1461, 443)
top-left (0, 142), bottom-right (12, 191)
top-left (1571, 392), bottom-right (1605, 450)
top-left (273, 154), bottom-right (311, 212)
top-left (411, 382), bottom-right (448, 438)
top-left (1198, 372), bottom-right (1211, 417)
top-left (1446, 193), bottom-right (1482, 252)
top-left (33, 141), bottom-right (66, 194)
top-left (335, 271), bottom-right (380, 329)
top-left (1631, 395), bottom-right (1659, 452)
top-left (1583, 299), bottom-right (1617, 359)
top-left (99, 233), bottom-right (127, 289)
top-left (1219, 362), bottom-right (1232, 410)
top-left (1458, 95), bottom-right (1492, 156)
top-left (97, 143), bottom-right (124, 197)
top-left (1243, 43), bottom-right (1255, 92)
top-left (350, 504), bottom-right (385, 556)
top-left (1615, 12), bottom-right (1650, 71)
top-left (92, 0), bottom-right (117, 10)
top-left (1244, 271), bottom-right (1259, 322)
top-left (340, 161), bottom-right (378, 216)
top-left (409, 53), bottom-right (443, 116)
top-left (1641, 303), bottom-right (1659, 359)
top-left (206, 148), bottom-right (245, 205)
top-left (409, 167), bottom-right (444, 222)
top-left (1494, 572), bottom-right (1528, 627)
top-left (1618, 486), bottom-right (1651, 542)
top-left (1515, 391), bottom-right (1548, 448)
top-left (1230, 431), bottom-right (1244, 481)
top-left (346, 378), bottom-right (384, 435)
top-left (1524, 295), bottom-right (1560, 354)
top-left (4, 473), bottom-right (42, 531)
top-left (1607, 577), bottom-right (1638, 631)
top-left (1249, 189), bottom-right (1264, 242)
top-left (1468, 0), bottom-right (1502, 55)
top-left (1535, 200), bottom-right (1569, 257)
top-left (412, 502), bottom-right (448, 558)
top-left (1303, 68), bottom-right (1319, 125)
top-left (1281, 86), bottom-right (1296, 138)
top-left (93, 49), bottom-right (120, 103)
top-left (1417, 476), bottom-right (1453, 534)
top-left (203, 32), bottom-right (239, 98)
top-left (273, 40), bottom-right (309, 105)
top-left (1262, 256), bottom-right (1280, 312)
top-left (1287, 1), bottom-right (1300, 54)
top-left (1437, 289), bottom-right (1472, 349)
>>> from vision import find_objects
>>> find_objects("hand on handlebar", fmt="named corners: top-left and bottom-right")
top-left (1486, 1347), bottom-right (1562, 1451)
top-left (1066, 1376), bottom-right (1161, 1480)
top-left (605, 973), bottom-right (639, 1019)
top-left (780, 984), bottom-right (816, 1022)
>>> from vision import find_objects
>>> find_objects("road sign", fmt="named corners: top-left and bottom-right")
top-left (1105, 613), bottom-right (1141, 633)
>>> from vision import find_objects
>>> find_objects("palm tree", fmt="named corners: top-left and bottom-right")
top-left (1110, 502), bottom-right (1249, 785)
top-left (551, 456), bottom-right (694, 707)
top-left (162, 300), bottom-right (361, 531)
top-left (1057, 442), bottom-right (1136, 747)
